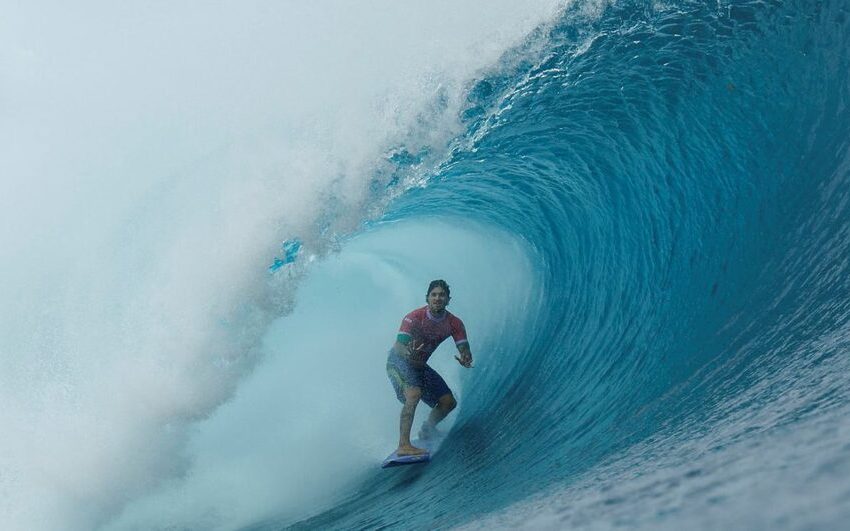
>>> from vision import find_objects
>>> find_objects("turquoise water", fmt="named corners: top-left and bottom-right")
top-left (271, 0), bottom-right (850, 528)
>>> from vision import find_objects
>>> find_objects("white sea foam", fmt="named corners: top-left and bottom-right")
top-left (0, 2), bottom-right (564, 529)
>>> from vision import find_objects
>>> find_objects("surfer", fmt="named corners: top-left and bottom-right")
top-left (386, 279), bottom-right (474, 456)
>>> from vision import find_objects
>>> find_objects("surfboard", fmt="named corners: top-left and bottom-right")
top-left (381, 439), bottom-right (434, 468)
top-left (381, 449), bottom-right (430, 468)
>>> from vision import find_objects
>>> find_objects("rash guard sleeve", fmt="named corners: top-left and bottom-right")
top-left (397, 312), bottom-right (416, 344)
top-left (450, 315), bottom-right (468, 346)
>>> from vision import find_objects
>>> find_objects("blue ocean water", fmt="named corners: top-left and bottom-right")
top-left (257, 0), bottom-right (850, 529)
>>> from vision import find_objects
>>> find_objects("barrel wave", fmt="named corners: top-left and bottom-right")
top-left (275, 1), bottom-right (850, 529)
top-left (4, 0), bottom-right (850, 530)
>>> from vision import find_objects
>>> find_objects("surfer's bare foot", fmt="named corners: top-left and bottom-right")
top-left (397, 444), bottom-right (427, 456)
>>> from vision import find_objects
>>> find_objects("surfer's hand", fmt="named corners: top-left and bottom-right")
top-left (408, 340), bottom-right (424, 356)
top-left (455, 353), bottom-right (473, 368)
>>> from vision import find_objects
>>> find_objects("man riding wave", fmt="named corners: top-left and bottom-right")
top-left (386, 280), bottom-right (474, 456)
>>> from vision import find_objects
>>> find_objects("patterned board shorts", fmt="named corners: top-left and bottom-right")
top-left (386, 351), bottom-right (451, 408)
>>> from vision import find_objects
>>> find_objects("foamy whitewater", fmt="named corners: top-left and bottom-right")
top-left (2, 1), bottom-right (849, 530)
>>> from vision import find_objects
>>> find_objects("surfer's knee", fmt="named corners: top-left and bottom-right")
top-left (404, 387), bottom-right (422, 404)
top-left (439, 394), bottom-right (457, 412)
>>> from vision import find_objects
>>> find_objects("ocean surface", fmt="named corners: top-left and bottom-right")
top-left (2, 1), bottom-right (849, 530)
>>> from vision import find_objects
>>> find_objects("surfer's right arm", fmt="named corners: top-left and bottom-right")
top-left (393, 339), bottom-right (412, 358)
top-left (393, 312), bottom-right (417, 358)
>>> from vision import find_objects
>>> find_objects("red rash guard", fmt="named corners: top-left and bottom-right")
top-left (397, 306), bottom-right (468, 364)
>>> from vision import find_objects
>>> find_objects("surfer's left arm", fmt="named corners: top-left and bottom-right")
top-left (455, 343), bottom-right (473, 368)
top-left (451, 315), bottom-right (473, 368)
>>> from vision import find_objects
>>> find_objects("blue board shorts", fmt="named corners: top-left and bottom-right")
top-left (386, 351), bottom-right (451, 408)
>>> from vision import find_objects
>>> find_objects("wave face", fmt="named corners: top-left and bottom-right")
top-left (274, 0), bottom-right (850, 529)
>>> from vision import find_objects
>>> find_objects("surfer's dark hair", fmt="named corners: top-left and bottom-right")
top-left (426, 279), bottom-right (450, 298)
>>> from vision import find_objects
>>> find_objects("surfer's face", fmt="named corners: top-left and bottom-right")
top-left (427, 286), bottom-right (449, 313)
